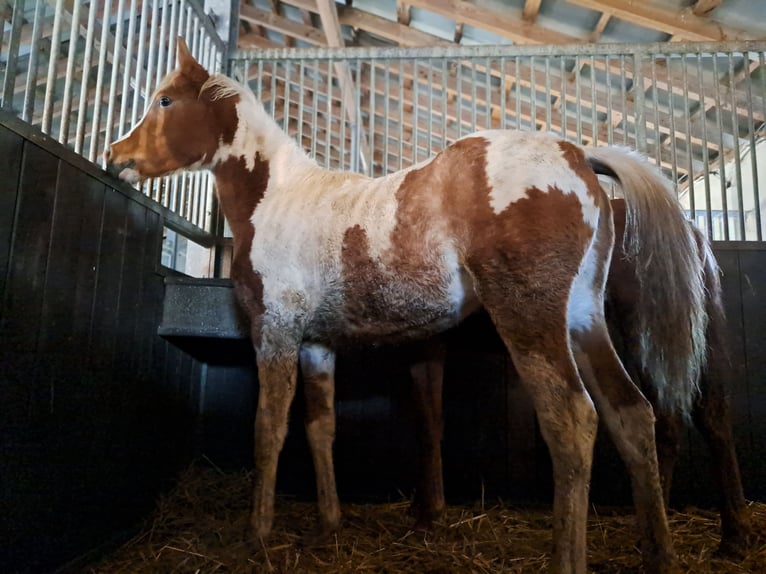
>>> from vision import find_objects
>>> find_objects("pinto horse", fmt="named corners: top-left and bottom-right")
top-left (409, 198), bottom-right (753, 556)
top-left (106, 38), bottom-right (692, 574)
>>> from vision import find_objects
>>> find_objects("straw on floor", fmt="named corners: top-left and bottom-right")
top-left (90, 461), bottom-right (765, 573)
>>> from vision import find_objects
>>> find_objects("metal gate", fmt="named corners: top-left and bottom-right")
top-left (230, 41), bottom-right (766, 241)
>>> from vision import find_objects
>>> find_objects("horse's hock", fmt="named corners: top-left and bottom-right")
top-left (1, 1), bottom-right (766, 572)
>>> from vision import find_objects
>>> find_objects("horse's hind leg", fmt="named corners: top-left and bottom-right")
top-left (475, 279), bottom-right (598, 574)
top-left (692, 369), bottom-right (752, 555)
top-left (409, 337), bottom-right (447, 529)
top-left (572, 323), bottom-right (680, 574)
top-left (300, 344), bottom-right (341, 543)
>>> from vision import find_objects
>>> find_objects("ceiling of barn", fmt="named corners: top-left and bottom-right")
top-left (236, 0), bottom-right (765, 50)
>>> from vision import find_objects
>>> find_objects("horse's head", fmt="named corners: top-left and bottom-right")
top-left (105, 37), bottom-right (238, 183)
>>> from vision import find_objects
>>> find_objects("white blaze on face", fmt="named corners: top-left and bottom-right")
top-left (480, 131), bottom-right (599, 228)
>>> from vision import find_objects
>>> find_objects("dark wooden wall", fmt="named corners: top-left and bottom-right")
top-left (0, 114), bottom-right (209, 573)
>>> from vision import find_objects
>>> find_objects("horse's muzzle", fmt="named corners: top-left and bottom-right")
top-left (103, 147), bottom-right (138, 181)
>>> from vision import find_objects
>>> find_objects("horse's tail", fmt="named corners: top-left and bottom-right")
top-left (696, 226), bottom-right (730, 389)
top-left (584, 146), bottom-right (708, 417)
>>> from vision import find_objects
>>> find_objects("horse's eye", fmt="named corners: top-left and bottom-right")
top-left (159, 96), bottom-right (172, 107)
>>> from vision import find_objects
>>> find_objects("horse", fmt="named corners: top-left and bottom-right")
top-left (408, 198), bottom-right (753, 556)
top-left (105, 37), bottom-right (691, 574)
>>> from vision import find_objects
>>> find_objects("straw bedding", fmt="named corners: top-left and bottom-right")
top-left (90, 461), bottom-right (765, 573)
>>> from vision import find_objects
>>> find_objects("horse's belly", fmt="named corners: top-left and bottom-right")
top-left (307, 267), bottom-right (479, 345)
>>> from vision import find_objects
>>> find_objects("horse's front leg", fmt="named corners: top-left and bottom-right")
top-left (299, 343), bottom-right (341, 543)
top-left (409, 337), bottom-right (447, 529)
top-left (251, 348), bottom-right (299, 543)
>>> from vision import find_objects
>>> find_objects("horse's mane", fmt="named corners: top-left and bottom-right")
top-left (201, 74), bottom-right (254, 104)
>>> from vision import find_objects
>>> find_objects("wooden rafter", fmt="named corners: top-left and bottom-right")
top-left (522, 0), bottom-right (542, 23)
top-left (692, 0), bottom-right (722, 17)
top-left (564, 0), bottom-right (752, 41)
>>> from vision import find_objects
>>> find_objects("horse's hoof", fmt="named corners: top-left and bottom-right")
top-left (299, 524), bottom-right (339, 547)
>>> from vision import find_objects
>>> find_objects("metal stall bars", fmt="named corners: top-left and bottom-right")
top-left (0, 0), bottom-right (226, 239)
top-left (231, 41), bottom-right (766, 242)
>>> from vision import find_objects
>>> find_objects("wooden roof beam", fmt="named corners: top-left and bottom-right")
top-left (564, 0), bottom-right (754, 41)
top-left (522, 0), bottom-right (543, 23)
top-left (404, 0), bottom-right (583, 45)
top-left (239, 4), bottom-right (325, 45)
top-left (692, 0), bottom-right (722, 17)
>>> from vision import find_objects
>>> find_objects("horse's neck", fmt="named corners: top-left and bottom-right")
top-left (212, 104), bottom-right (346, 230)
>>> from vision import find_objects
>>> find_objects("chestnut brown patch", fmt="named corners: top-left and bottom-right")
top-left (214, 153), bottom-right (271, 348)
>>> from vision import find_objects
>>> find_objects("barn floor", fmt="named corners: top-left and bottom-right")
top-left (89, 462), bottom-right (765, 574)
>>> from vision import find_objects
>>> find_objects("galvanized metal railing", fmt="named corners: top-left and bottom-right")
top-left (1, 0), bottom-right (226, 234)
top-left (231, 41), bottom-right (766, 242)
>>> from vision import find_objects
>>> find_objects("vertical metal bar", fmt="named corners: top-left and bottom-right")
top-left (560, 56), bottom-right (567, 138)
top-left (620, 55), bottom-right (628, 146)
top-left (575, 57), bottom-right (582, 144)
top-left (441, 58), bottom-right (448, 148)
top-left (398, 59), bottom-right (404, 169)
top-left (728, 53), bottom-right (746, 240)
top-left (383, 61), bottom-right (390, 173)
top-left (428, 57), bottom-right (435, 155)
top-left (681, 54), bottom-right (696, 220)
top-left (131, 0), bottom-right (151, 125)
top-left (298, 59), bottom-right (306, 153)
top-left (667, 54), bottom-right (679, 186)
top-left (166, 0), bottom-right (180, 74)
top-left (89, 0), bottom-right (113, 163)
top-left (485, 57), bottom-right (492, 130)
top-left (75, 0), bottom-right (99, 154)
top-left (42, 0), bottom-right (65, 133)
top-left (457, 61), bottom-right (463, 137)
top-left (513, 56), bottom-right (521, 130)
top-left (2, 0), bottom-right (25, 111)
top-left (590, 55), bottom-right (597, 145)
top-left (105, 0), bottom-right (127, 149)
top-left (156, 0), bottom-right (171, 87)
top-left (326, 59), bottom-right (333, 169)
top-left (697, 53), bottom-right (714, 239)
top-left (530, 56), bottom-right (537, 132)
top-left (284, 62), bottom-right (292, 137)
top-left (22, 0), bottom-right (46, 123)
top-left (651, 54), bottom-right (662, 171)
top-left (712, 53), bottom-right (729, 240)
top-left (605, 55), bottom-right (614, 145)
top-left (118, 0), bottom-right (139, 136)
top-left (499, 57), bottom-right (507, 130)
top-left (368, 60), bottom-right (376, 173)
top-left (633, 52), bottom-right (647, 154)
top-left (470, 60), bottom-right (477, 132)
top-left (544, 58), bottom-right (552, 133)
top-left (312, 60), bottom-right (320, 162)
top-left (413, 59), bottom-right (420, 162)
top-left (59, 0), bottom-right (83, 144)
top-left (746, 53), bottom-right (762, 240)
top-left (145, 0), bottom-right (161, 110)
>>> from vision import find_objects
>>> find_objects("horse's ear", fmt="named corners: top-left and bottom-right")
top-left (176, 36), bottom-right (209, 84)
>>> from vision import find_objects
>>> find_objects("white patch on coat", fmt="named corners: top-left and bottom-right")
top-left (480, 131), bottom-right (599, 227)
top-left (567, 243), bottom-right (601, 334)
top-left (299, 343), bottom-right (335, 377)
